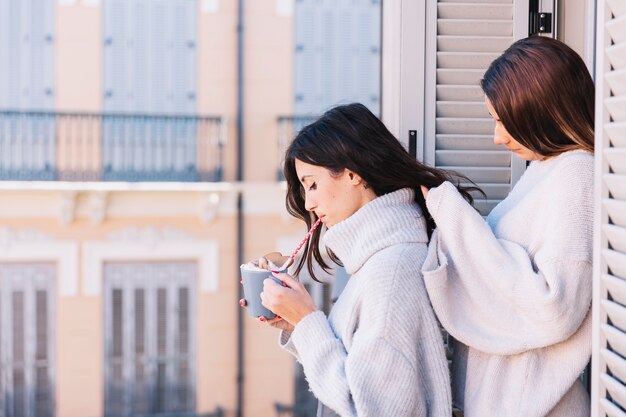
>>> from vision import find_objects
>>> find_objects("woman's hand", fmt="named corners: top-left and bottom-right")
top-left (265, 317), bottom-right (295, 332)
top-left (261, 272), bottom-right (317, 327)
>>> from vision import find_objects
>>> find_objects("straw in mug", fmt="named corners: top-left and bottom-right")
top-left (278, 218), bottom-right (322, 271)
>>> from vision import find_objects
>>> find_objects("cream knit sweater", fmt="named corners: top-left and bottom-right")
top-left (280, 188), bottom-right (452, 417)
top-left (422, 150), bottom-right (593, 417)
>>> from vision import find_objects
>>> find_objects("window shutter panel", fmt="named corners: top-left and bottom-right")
top-left (424, 0), bottom-right (525, 215)
top-left (594, 1), bottom-right (626, 416)
top-left (105, 262), bottom-right (195, 415)
top-left (34, 290), bottom-right (51, 417)
top-left (295, 0), bottom-right (381, 116)
top-left (294, 0), bottom-right (320, 114)
top-left (12, 291), bottom-right (25, 417)
top-left (103, 0), bottom-right (127, 112)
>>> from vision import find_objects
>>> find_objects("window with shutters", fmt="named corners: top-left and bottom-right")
top-left (0, 0), bottom-right (56, 180)
top-left (102, 0), bottom-right (197, 179)
top-left (422, 0), bottom-right (529, 215)
top-left (294, 0), bottom-right (381, 116)
top-left (103, 262), bottom-right (196, 417)
top-left (0, 263), bottom-right (56, 417)
top-left (591, 0), bottom-right (626, 415)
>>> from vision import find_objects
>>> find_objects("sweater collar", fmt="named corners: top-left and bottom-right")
top-left (322, 188), bottom-right (427, 275)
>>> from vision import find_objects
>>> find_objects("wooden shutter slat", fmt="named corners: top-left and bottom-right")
top-left (436, 85), bottom-right (484, 101)
top-left (601, 398), bottom-right (626, 417)
top-left (443, 166), bottom-right (510, 183)
top-left (603, 373), bottom-right (626, 410)
top-left (437, 19), bottom-right (513, 36)
top-left (437, 4), bottom-right (513, 20)
top-left (603, 346), bottom-right (626, 382)
top-left (437, 36), bottom-right (513, 52)
top-left (605, 199), bottom-right (626, 227)
top-left (437, 52), bottom-right (501, 69)
top-left (437, 70), bottom-right (485, 86)
top-left (606, 122), bottom-right (626, 147)
top-left (603, 300), bottom-right (626, 333)
top-left (436, 101), bottom-right (490, 118)
top-left (607, 43), bottom-right (626, 70)
top-left (605, 250), bottom-right (626, 280)
top-left (436, 134), bottom-right (499, 151)
top-left (606, 175), bottom-right (626, 200)
top-left (439, 0), bottom-right (512, 3)
top-left (606, 225), bottom-right (626, 252)
top-left (603, 325), bottom-right (626, 359)
top-left (604, 274), bottom-right (626, 306)
top-left (435, 150), bottom-right (510, 167)
top-left (436, 118), bottom-right (494, 134)
top-left (606, 97), bottom-right (626, 122)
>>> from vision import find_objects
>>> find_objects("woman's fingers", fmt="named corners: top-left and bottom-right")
top-left (271, 271), bottom-right (300, 289)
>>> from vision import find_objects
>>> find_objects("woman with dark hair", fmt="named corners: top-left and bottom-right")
top-left (421, 36), bottom-right (595, 417)
top-left (258, 102), bottom-right (477, 417)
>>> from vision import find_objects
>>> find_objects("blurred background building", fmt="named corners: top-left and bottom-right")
top-left (0, 1), bottom-right (623, 417)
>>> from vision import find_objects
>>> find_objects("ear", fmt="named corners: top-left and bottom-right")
top-left (345, 169), bottom-right (362, 186)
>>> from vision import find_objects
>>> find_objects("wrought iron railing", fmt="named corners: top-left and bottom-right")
top-left (276, 115), bottom-right (317, 180)
top-left (0, 110), bottom-right (226, 182)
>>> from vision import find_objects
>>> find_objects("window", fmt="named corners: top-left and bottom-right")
top-left (0, 263), bottom-right (56, 417)
top-left (103, 262), bottom-right (196, 417)
top-left (102, 0), bottom-right (198, 180)
top-left (294, 0), bottom-right (381, 116)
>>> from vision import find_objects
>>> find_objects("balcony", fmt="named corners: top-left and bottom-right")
top-left (276, 115), bottom-right (317, 180)
top-left (0, 111), bottom-right (225, 182)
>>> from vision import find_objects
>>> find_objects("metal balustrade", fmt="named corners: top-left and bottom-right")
top-left (0, 111), bottom-right (225, 182)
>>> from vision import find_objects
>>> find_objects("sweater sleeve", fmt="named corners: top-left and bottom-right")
top-left (291, 311), bottom-right (426, 417)
top-left (422, 180), bottom-right (593, 356)
top-left (278, 330), bottom-right (300, 360)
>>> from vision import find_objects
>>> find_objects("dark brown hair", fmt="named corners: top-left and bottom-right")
top-left (481, 36), bottom-right (594, 157)
top-left (284, 103), bottom-right (482, 281)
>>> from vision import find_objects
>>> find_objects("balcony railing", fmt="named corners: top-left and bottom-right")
top-left (0, 110), bottom-right (226, 182)
top-left (276, 115), bottom-right (317, 180)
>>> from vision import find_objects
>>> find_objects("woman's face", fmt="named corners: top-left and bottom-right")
top-left (485, 98), bottom-right (543, 161)
top-left (294, 159), bottom-right (375, 228)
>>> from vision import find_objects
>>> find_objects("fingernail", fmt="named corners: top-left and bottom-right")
top-left (259, 316), bottom-right (267, 322)
top-left (271, 270), bottom-right (279, 274)
top-left (239, 299), bottom-right (247, 307)
top-left (276, 315), bottom-right (282, 319)
top-left (239, 277), bottom-right (243, 283)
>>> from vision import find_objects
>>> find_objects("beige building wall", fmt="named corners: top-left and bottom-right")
top-left (3, 1), bottom-right (303, 417)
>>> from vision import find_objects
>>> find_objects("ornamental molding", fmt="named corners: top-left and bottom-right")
top-left (106, 226), bottom-right (194, 247)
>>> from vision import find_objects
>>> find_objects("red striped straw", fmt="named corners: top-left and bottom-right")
top-left (281, 218), bottom-right (322, 270)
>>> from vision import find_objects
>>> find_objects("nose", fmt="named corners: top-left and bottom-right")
top-left (493, 123), bottom-right (509, 146)
top-left (304, 193), bottom-right (316, 212)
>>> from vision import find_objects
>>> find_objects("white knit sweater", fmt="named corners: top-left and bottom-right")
top-left (422, 150), bottom-right (593, 417)
top-left (280, 188), bottom-right (452, 417)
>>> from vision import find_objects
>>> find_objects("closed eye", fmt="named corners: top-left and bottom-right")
top-left (308, 182), bottom-right (316, 191)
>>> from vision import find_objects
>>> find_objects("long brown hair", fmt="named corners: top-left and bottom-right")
top-left (284, 103), bottom-right (482, 281)
top-left (481, 36), bottom-right (594, 157)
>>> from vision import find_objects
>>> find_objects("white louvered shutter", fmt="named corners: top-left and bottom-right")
top-left (103, 0), bottom-right (196, 114)
top-left (104, 262), bottom-right (196, 416)
top-left (0, 264), bottom-right (55, 417)
top-left (423, 0), bottom-right (528, 215)
top-left (0, 0), bottom-right (54, 110)
top-left (294, 0), bottom-right (381, 116)
top-left (592, 1), bottom-right (626, 416)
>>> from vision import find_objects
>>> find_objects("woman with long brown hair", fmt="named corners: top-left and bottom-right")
top-left (256, 102), bottom-right (479, 417)
top-left (421, 36), bottom-right (595, 417)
